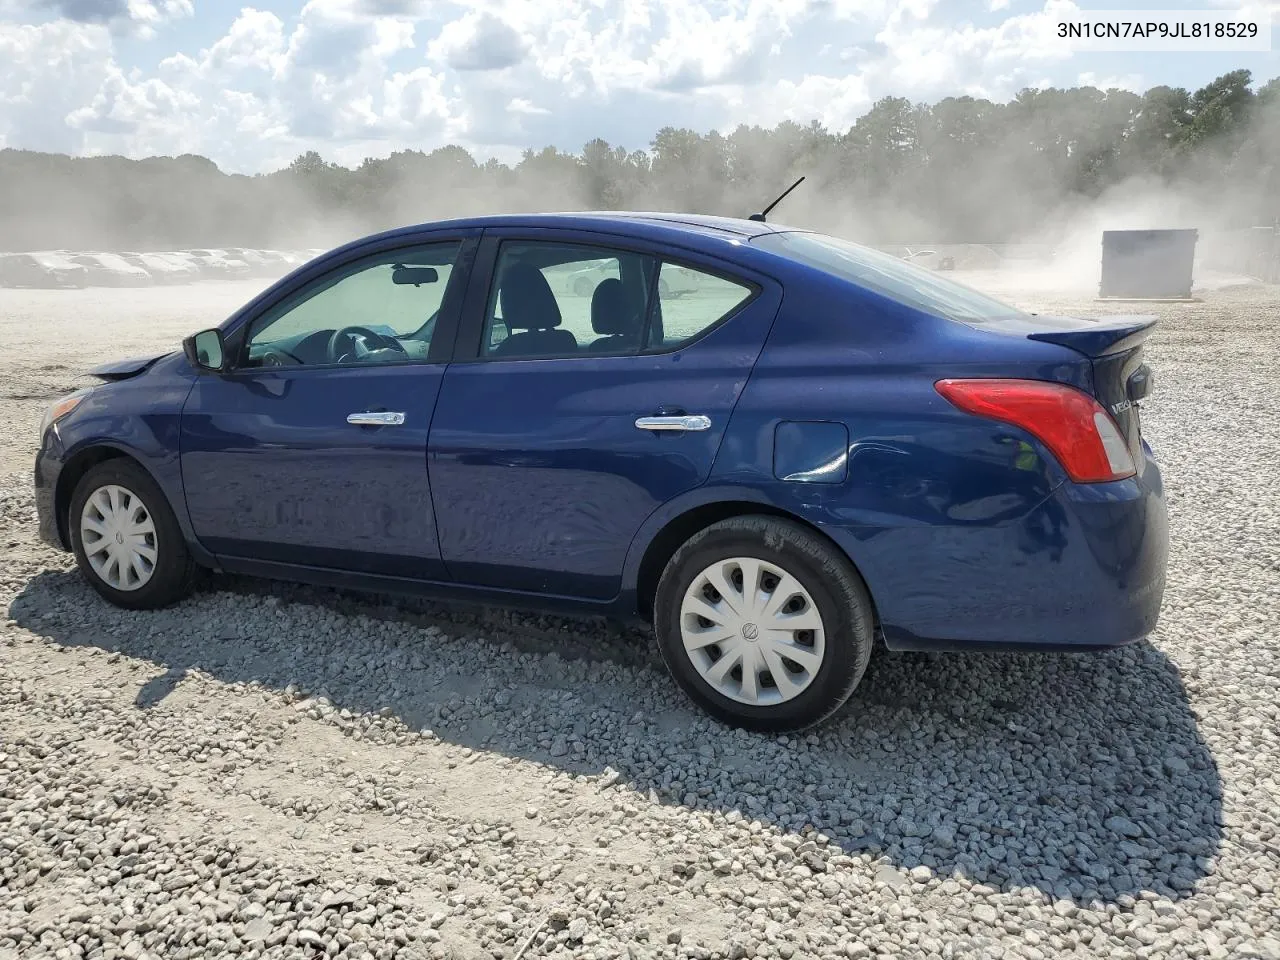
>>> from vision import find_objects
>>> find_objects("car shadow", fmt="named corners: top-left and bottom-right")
top-left (9, 568), bottom-right (1222, 908)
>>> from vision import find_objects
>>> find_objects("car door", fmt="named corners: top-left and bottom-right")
top-left (428, 230), bottom-right (783, 600)
top-left (180, 235), bottom-right (476, 579)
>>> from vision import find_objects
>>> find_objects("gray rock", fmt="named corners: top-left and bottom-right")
top-left (296, 929), bottom-right (327, 950)
top-left (1105, 816), bottom-right (1144, 839)
top-left (242, 918), bottom-right (272, 943)
top-left (971, 905), bottom-right (999, 925)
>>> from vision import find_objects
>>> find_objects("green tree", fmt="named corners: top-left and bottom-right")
top-left (2, 69), bottom-right (1278, 253)
top-left (1186, 68), bottom-right (1254, 145)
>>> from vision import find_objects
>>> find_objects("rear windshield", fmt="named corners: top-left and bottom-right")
top-left (752, 230), bottom-right (1026, 325)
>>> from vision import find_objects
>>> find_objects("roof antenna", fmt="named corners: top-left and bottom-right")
top-left (749, 176), bottom-right (806, 223)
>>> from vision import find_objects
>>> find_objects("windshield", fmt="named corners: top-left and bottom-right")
top-left (753, 231), bottom-right (1025, 325)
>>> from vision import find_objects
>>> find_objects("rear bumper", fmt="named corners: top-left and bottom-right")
top-left (828, 452), bottom-right (1168, 651)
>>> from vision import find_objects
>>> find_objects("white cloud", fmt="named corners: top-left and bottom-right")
top-left (5, 0), bottom-right (1256, 173)
top-left (1076, 71), bottom-right (1145, 93)
top-left (126, 0), bottom-right (193, 29)
top-left (865, 0), bottom-right (1078, 99)
top-left (508, 97), bottom-right (548, 115)
top-left (729, 73), bottom-right (873, 132)
top-left (0, 0), bottom-right (192, 37)
top-left (194, 7), bottom-right (286, 74)
top-left (427, 11), bottom-right (528, 71)
top-left (1206, 0), bottom-right (1280, 16)
top-left (0, 20), bottom-right (115, 152)
top-left (273, 2), bottom-right (423, 141)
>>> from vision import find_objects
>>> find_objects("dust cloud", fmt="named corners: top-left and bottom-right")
top-left (3, 80), bottom-right (1278, 297)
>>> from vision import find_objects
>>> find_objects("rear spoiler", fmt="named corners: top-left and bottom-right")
top-left (1026, 315), bottom-right (1157, 358)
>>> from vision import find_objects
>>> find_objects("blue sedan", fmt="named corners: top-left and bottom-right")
top-left (33, 213), bottom-right (1168, 731)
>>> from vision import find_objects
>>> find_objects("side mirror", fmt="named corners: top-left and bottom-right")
top-left (183, 328), bottom-right (226, 372)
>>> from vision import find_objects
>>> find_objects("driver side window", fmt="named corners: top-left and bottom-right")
top-left (243, 241), bottom-right (462, 368)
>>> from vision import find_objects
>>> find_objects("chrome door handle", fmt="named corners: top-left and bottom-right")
top-left (634, 415), bottom-right (711, 432)
top-left (347, 411), bottom-right (405, 426)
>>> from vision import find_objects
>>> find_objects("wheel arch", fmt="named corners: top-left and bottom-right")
top-left (55, 444), bottom-right (164, 550)
top-left (58, 441), bottom-right (204, 609)
top-left (56, 445), bottom-right (128, 547)
top-left (629, 496), bottom-right (880, 629)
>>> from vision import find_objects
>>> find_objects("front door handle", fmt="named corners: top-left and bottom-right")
top-left (347, 411), bottom-right (405, 426)
top-left (635, 415), bottom-right (711, 432)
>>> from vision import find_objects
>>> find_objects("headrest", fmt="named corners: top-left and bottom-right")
top-left (590, 278), bottom-right (634, 335)
top-left (499, 263), bottom-right (562, 330)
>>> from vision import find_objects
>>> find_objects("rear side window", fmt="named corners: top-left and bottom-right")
top-left (481, 241), bottom-right (757, 359)
top-left (647, 264), bottom-right (754, 350)
top-left (483, 241), bottom-right (656, 358)
top-left (753, 231), bottom-right (1025, 325)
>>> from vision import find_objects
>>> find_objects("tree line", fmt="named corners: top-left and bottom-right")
top-left (1, 69), bottom-right (1277, 253)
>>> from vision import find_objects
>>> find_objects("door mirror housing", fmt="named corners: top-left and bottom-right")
top-left (184, 328), bottom-right (226, 372)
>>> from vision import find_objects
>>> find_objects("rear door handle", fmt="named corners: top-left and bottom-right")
top-left (635, 415), bottom-right (711, 432)
top-left (347, 411), bottom-right (405, 426)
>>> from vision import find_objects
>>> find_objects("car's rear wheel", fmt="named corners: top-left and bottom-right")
top-left (653, 516), bottom-right (875, 732)
top-left (69, 460), bottom-right (198, 610)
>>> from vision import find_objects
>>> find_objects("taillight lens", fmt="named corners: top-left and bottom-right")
top-left (935, 378), bottom-right (1136, 483)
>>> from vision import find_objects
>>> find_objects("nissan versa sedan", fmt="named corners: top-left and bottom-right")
top-left (33, 213), bottom-right (1168, 731)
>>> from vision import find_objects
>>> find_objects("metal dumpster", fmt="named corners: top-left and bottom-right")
top-left (1098, 229), bottom-right (1198, 300)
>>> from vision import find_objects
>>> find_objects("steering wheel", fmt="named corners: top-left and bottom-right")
top-left (326, 325), bottom-right (409, 364)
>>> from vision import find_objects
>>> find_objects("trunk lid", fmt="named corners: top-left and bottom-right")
top-left (1024, 315), bottom-right (1155, 455)
top-left (968, 312), bottom-right (1156, 456)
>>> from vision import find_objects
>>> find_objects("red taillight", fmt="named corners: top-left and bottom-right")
top-left (935, 378), bottom-right (1136, 483)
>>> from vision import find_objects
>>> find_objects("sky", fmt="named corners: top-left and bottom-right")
top-left (0, 0), bottom-right (1277, 174)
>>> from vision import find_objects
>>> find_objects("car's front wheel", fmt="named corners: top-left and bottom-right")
top-left (69, 459), bottom-right (199, 610)
top-left (653, 516), bottom-right (876, 732)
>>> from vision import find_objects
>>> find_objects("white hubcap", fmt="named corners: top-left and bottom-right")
top-left (680, 556), bottom-right (826, 706)
top-left (80, 484), bottom-right (158, 591)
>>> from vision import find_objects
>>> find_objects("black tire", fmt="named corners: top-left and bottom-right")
top-left (69, 459), bottom-right (199, 610)
top-left (653, 516), bottom-right (875, 732)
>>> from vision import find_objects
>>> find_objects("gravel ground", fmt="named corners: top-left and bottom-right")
top-left (2, 277), bottom-right (1279, 960)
